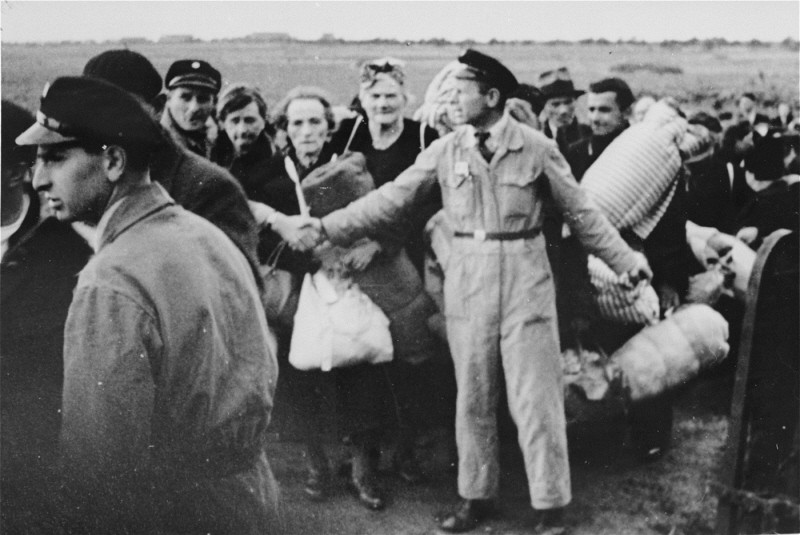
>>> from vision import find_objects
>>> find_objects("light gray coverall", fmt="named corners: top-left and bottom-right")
top-left (322, 116), bottom-right (639, 509)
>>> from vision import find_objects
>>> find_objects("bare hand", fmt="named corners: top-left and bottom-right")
top-left (625, 252), bottom-right (653, 286)
top-left (342, 240), bottom-right (382, 272)
top-left (656, 282), bottom-right (681, 314)
top-left (272, 214), bottom-right (323, 251)
top-left (735, 226), bottom-right (759, 246)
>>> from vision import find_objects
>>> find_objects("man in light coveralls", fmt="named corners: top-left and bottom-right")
top-left (295, 49), bottom-right (652, 534)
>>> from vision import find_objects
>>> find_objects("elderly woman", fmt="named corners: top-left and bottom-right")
top-left (331, 57), bottom-right (440, 273)
top-left (327, 55), bottom-right (446, 492)
top-left (248, 86), bottom-right (399, 511)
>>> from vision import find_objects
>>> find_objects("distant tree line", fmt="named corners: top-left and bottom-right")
top-left (14, 35), bottom-right (800, 51)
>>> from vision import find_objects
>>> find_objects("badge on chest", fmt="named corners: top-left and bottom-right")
top-left (449, 161), bottom-right (471, 187)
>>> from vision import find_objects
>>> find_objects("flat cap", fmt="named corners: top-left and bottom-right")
top-left (16, 76), bottom-right (162, 148)
top-left (83, 49), bottom-right (163, 103)
top-left (165, 59), bottom-right (221, 93)
top-left (455, 49), bottom-right (519, 96)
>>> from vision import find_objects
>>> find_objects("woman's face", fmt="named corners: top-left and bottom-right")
top-left (286, 98), bottom-right (329, 161)
top-left (222, 101), bottom-right (265, 156)
top-left (360, 75), bottom-right (405, 127)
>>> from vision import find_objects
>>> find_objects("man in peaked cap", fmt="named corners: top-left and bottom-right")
top-left (83, 49), bottom-right (262, 292)
top-left (161, 58), bottom-right (221, 158)
top-left (291, 48), bottom-right (652, 534)
top-left (538, 67), bottom-right (592, 153)
top-left (18, 76), bottom-right (281, 533)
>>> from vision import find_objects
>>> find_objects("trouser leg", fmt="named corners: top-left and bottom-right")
top-left (448, 315), bottom-right (501, 500)
top-left (500, 240), bottom-right (571, 509)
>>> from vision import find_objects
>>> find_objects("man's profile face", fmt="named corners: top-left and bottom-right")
top-left (31, 143), bottom-right (111, 224)
top-left (587, 91), bottom-right (626, 136)
top-left (166, 86), bottom-right (215, 132)
top-left (448, 78), bottom-right (490, 127)
top-left (542, 96), bottom-right (576, 129)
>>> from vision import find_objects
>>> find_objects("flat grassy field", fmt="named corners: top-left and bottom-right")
top-left (3, 41), bottom-right (798, 118)
top-left (2, 40), bottom-right (796, 535)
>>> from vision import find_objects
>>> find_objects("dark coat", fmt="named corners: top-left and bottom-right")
top-left (544, 118), bottom-right (592, 155)
top-left (330, 117), bottom-right (441, 275)
top-left (1, 188), bottom-right (93, 531)
top-left (150, 129), bottom-right (262, 289)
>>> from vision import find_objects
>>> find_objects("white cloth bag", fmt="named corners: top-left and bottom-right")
top-left (289, 271), bottom-right (393, 371)
top-left (284, 156), bottom-right (393, 371)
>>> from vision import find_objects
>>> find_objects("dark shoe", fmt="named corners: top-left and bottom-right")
top-left (347, 475), bottom-right (385, 511)
top-left (529, 507), bottom-right (567, 535)
top-left (392, 454), bottom-right (425, 484)
top-left (437, 498), bottom-right (496, 533)
top-left (304, 465), bottom-right (330, 501)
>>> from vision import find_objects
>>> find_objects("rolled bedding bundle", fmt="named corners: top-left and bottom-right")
top-left (608, 304), bottom-right (730, 401)
top-left (581, 99), bottom-right (689, 240)
top-left (587, 254), bottom-right (660, 326)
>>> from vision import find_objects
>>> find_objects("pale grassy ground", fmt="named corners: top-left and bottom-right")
top-left (3, 41), bottom-right (798, 118)
top-left (267, 375), bottom-right (730, 535)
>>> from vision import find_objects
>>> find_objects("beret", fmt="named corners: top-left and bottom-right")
top-left (455, 48), bottom-right (519, 96)
top-left (165, 59), bottom-right (221, 93)
top-left (83, 49), bottom-right (163, 102)
top-left (15, 76), bottom-right (162, 149)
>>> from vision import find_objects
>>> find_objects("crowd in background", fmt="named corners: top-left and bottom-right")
top-left (1, 46), bottom-right (798, 535)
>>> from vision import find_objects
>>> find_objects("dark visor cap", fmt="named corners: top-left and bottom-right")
top-left (455, 48), bottom-right (519, 96)
top-left (16, 76), bottom-right (163, 149)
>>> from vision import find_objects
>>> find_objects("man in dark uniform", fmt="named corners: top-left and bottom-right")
top-left (538, 67), bottom-right (592, 154)
top-left (161, 58), bottom-right (221, 159)
top-left (83, 50), bottom-right (262, 290)
top-left (293, 50), bottom-right (652, 534)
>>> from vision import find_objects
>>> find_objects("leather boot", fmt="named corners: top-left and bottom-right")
top-left (437, 498), bottom-right (496, 532)
top-left (348, 442), bottom-right (385, 510)
top-left (303, 442), bottom-right (330, 501)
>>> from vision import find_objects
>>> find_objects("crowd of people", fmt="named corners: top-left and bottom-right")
top-left (1, 46), bottom-right (798, 535)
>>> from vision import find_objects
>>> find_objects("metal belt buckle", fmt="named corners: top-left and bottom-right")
top-left (474, 229), bottom-right (486, 241)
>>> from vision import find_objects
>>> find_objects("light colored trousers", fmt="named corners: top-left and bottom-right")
top-left (444, 235), bottom-right (571, 509)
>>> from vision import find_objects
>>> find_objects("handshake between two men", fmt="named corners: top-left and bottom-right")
top-left (267, 210), bottom-right (654, 288)
top-left (273, 214), bottom-right (327, 252)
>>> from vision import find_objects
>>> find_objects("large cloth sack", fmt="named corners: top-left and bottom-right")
top-left (587, 254), bottom-right (659, 325)
top-left (289, 271), bottom-right (393, 372)
top-left (582, 100), bottom-right (689, 240)
top-left (608, 304), bottom-right (730, 401)
top-left (300, 152), bottom-right (375, 218)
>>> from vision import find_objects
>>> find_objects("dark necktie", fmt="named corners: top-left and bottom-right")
top-left (475, 131), bottom-right (493, 162)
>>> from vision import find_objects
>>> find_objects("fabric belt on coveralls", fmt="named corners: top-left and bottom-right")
top-left (453, 228), bottom-right (541, 241)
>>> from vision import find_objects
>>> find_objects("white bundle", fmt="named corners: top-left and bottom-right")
top-left (582, 99), bottom-right (688, 240)
top-left (609, 304), bottom-right (730, 401)
top-left (588, 254), bottom-right (660, 326)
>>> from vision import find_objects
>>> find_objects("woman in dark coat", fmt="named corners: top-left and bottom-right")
top-left (254, 86), bottom-right (429, 511)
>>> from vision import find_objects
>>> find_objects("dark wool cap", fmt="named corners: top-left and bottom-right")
top-left (15, 76), bottom-right (162, 149)
top-left (455, 49), bottom-right (519, 96)
top-left (83, 49), bottom-right (163, 103)
top-left (165, 59), bottom-right (221, 93)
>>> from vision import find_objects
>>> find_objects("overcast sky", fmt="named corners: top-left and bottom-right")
top-left (1, 1), bottom-right (798, 44)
